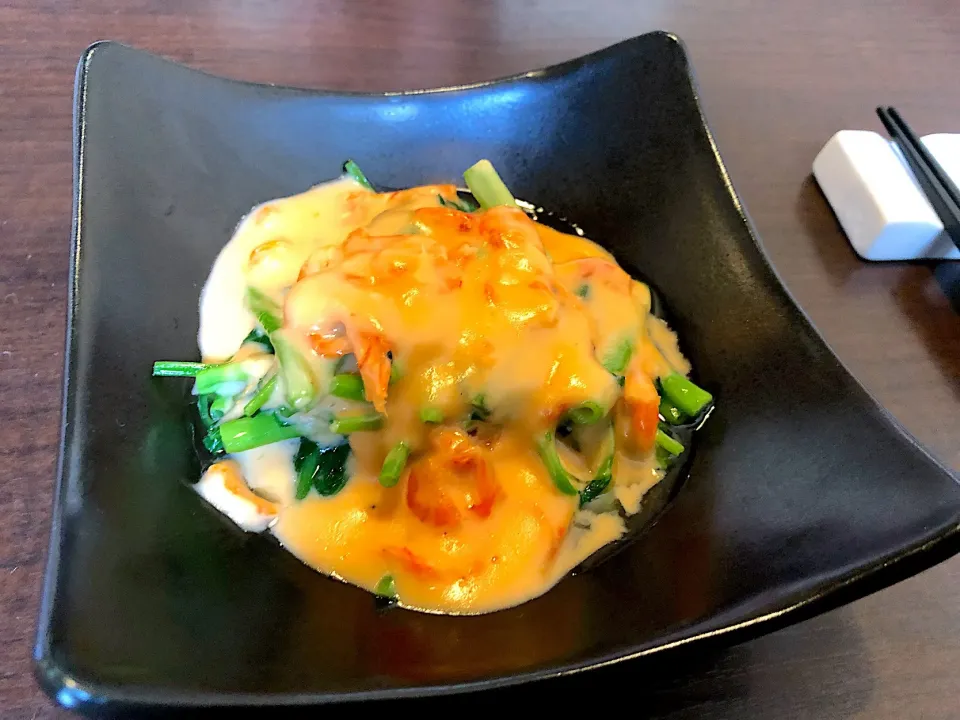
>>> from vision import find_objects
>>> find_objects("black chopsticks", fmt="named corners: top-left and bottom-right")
top-left (876, 106), bottom-right (960, 252)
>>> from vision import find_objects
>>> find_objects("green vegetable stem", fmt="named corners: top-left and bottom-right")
top-left (536, 430), bottom-right (579, 496)
top-left (246, 287), bottom-right (283, 333)
top-left (343, 159), bottom-right (375, 191)
top-left (463, 159), bottom-right (516, 210)
top-left (219, 414), bottom-right (301, 453)
top-left (330, 413), bottom-right (384, 434)
top-left (152, 361), bottom-right (207, 377)
top-left (378, 441), bottom-right (410, 488)
top-left (659, 374), bottom-right (712, 417)
top-left (329, 373), bottom-right (366, 402)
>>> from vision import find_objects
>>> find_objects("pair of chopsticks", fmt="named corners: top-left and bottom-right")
top-left (876, 106), bottom-right (960, 252)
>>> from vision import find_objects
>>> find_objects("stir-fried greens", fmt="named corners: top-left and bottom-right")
top-left (151, 159), bottom-right (714, 614)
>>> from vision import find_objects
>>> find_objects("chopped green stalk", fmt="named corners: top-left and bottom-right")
top-left (389, 361), bottom-right (401, 384)
top-left (463, 159), bottom-right (516, 209)
top-left (313, 444), bottom-right (351, 496)
top-left (242, 328), bottom-right (274, 354)
top-left (419, 407), bottom-right (444, 424)
top-left (575, 284), bottom-right (590, 299)
top-left (244, 374), bottom-right (278, 417)
top-left (379, 441), bottom-right (410, 488)
top-left (655, 445), bottom-right (672, 466)
top-left (660, 374), bottom-right (713, 417)
top-left (659, 397), bottom-right (685, 425)
top-left (536, 430), bottom-right (579, 496)
top-left (601, 337), bottom-right (633, 375)
top-left (153, 361), bottom-right (207, 377)
top-left (219, 414), bottom-right (301, 453)
top-left (194, 363), bottom-right (250, 396)
top-left (567, 401), bottom-right (604, 425)
top-left (295, 441), bottom-right (320, 500)
top-left (210, 395), bottom-right (232, 421)
top-left (272, 333), bottom-right (317, 411)
top-left (579, 453), bottom-right (614, 508)
top-left (655, 428), bottom-right (685, 456)
top-left (343, 159), bottom-right (375, 191)
top-left (329, 373), bottom-right (366, 402)
top-left (246, 287), bottom-right (283, 333)
top-left (330, 413), bottom-right (383, 434)
top-left (374, 574), bottom-right (397, 599)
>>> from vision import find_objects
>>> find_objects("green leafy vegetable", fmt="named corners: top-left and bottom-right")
top-left (470, 395), bottom-right (491, 421)
top-left (579, 452), bottom-right (614, 508)
top-left (196, 394), bottom-right (215, 429)
top-left (438, 194), bottom-right (479, 213)
top-left (294, 439), bottom-right (320, 500)
top-left (202, 426), bottom-right (224, 455)
top-left (313, 443), bottom-right (351, 496)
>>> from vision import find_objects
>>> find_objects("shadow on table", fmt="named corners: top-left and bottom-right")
top-left (796, 176), bottom-right (960, 404)
top-left (130, 605), bottom-right (873, 720)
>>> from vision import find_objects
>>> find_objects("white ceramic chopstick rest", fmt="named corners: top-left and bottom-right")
top-left (812, 130), bottom-right (960, 261)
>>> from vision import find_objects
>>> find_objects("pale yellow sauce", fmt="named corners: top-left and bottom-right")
top-left (197, 177), bottom-right (691, 614)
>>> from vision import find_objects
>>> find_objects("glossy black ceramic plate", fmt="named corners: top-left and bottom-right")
top-left (36, 33), bottom-right (960, 713)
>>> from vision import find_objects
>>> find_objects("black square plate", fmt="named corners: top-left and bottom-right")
top-left (36, 33), bottom-right (960, 713)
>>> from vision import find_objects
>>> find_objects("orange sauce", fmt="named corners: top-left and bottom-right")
top-left (199, 177), bottom-right (691, 614)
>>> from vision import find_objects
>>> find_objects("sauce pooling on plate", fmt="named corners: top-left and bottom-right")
top-left (154, 160), bottom-right (712, 615)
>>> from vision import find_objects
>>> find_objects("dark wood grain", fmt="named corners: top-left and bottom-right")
top-left (0, 1), bottom-right (957, 717)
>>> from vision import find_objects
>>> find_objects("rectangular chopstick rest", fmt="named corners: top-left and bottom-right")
top-left (813, 130), bottom-right (960, 261)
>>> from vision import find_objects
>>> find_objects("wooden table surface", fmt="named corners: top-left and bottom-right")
top-left (1, 0), bottom-right (958, 717)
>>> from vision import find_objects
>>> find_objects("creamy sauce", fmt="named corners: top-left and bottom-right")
top-left (196, 177), bottom-right (692, 614)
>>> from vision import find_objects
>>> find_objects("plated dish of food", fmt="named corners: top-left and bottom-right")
top-left (152, 159), bottom-right (713, 614)
top-left (39, 36), bottom-right (960, 713)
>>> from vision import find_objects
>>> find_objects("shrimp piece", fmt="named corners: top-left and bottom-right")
top-left (385, 184), bottom-right (460, 210)
top-left (412, 206), bottom-right (476, 236)
top-left (623, 358), bottom-right (659, 452)
top-left (557, 257), bottom-right (632, 295)
top-left (382, 546), bottom-right (441, 579)
top-left (405, 463), bottom-right (461, 528)
top-left (405, 429), bottom-right (499, 527)
top-left (308, 330), bottom-right (351, 358)
top-left (195, 460), bottom-right (278, 532)
top-left (344, 323), bottom-right (392, 413)
top-left (298, 244), bottom-right (344, 279)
